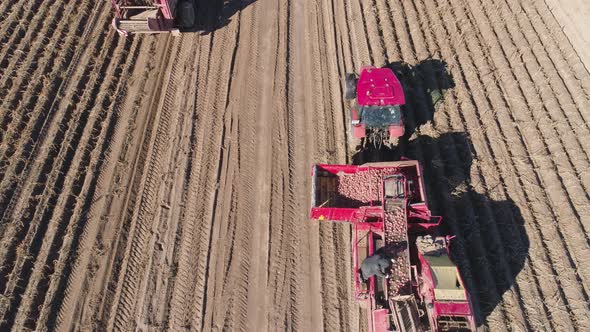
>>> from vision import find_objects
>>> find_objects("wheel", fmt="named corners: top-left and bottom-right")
top-left (349, 106), bottom-right (363, 151)
top-left (178, 0), bottom-right (195, 28)
top-left (344, 73), bottom-right (357, 100)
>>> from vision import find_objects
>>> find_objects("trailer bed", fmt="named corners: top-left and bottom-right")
top-left (314, 168), bottom-right (394, 208)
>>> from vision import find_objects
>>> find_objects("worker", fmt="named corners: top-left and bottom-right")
top-left (358, 249), bottom-right (395, 282)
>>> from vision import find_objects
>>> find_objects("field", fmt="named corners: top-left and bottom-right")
top-left (0, 0), bottom-right (589, 331)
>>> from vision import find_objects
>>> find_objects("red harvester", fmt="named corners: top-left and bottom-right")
top-left (110, 0), bottom-right (195, 36)
top-left (310, 160), bottom-right (476, 332)
top-left (345, 66), bottom-right (406, 147)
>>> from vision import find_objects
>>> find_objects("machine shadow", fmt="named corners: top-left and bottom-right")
top-left (353, 132), bottom-right (530, 325)
top-left (181, 0), bottom-right (257, 34)
top-left (386, 59), bottom-right (455, 140)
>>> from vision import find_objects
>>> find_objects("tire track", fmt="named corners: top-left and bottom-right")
top-left (291, 1), bottom-right (325, 330)
top-left (42, 36), bottom-right (154, 332)
top-left (137, 48), bottom-right (197, 330)
top-left (318, 0), bottom-right (354, 328)
top-left (106, 34), bottom-right (188, 331)
top-left (57, 37), bottom-right (172, 331)
top-left (267, 87), bottom-right (288, 330)
top-left (286, 1), bottom-right (324, 331)
top-left (306, 1), bottom-right (343, 329)
top-left (164, 34), bottom-right (216, 330)
top-left (166, 7), bottom-right (241, 329)
top-left (203, 109), bottom-right (240, 331)
top-left (241, 2), bottom-right (279, 329)
top-left (265, 0), bottom-right (294, 328)
top-left (211, 5), bottom-right (264, 329)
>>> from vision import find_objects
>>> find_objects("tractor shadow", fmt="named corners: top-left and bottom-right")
top-left (354, 132), bottom-right (530, 326)
top-left (180, 0), bottom-right (257, 34)
top-left (385, 59), bottom-right (455, 140)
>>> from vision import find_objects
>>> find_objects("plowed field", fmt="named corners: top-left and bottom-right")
top-left (1, 0), bottom-right (589, 331)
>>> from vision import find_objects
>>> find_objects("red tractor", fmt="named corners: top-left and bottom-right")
top-left (345, 66), bottom-right (406, 148)
top-left (310, 160), bottom-right (476, 332)
top-left (110, 0), bottom-right (195, 36)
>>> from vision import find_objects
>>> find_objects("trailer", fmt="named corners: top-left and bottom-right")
top-left (310, 160), bottom-right (476, 331)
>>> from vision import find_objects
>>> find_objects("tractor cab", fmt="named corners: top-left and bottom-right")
top-left (345, 66), bottom-right (406, 146)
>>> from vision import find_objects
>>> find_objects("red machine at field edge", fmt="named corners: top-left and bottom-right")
top-left (310, 160), bottom-right (476, 332)
top-left (111, 0), bottom-right (194, 36)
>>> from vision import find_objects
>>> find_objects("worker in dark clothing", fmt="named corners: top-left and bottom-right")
top-left (358, 249), bottom-right (395, 282)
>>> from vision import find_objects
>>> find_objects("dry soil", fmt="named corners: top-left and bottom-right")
top-left (0, 0), bottom-right (589, 331)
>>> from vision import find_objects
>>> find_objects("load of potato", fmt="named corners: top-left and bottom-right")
top-left (384, 207), bottom-right (411, 296)
top-left (337, 169), bottom-right (391, 203)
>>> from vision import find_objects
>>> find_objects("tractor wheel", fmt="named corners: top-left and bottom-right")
top-left (344, 73), bottom-right (357, 100)
top-left (178, 0), bottom-right (196, 28)
top-left (348, 123), bottom-right (361, 151)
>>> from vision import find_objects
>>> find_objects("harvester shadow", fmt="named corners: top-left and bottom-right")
top-left (354, 132), bottom-right (530, 326)
top-left (181, 0), bottom-right (257, 34)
